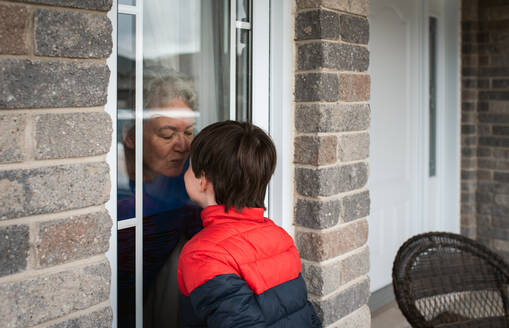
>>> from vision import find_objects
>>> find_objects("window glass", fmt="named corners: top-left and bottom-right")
top-left (116, 1), bottom-right (244, 326)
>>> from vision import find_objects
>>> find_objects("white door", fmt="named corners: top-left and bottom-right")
top-left (368, 0), bottom-right (460, 292)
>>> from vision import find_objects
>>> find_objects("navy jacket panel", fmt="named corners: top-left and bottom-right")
top-left (181, 274), bottom-right (321, 328)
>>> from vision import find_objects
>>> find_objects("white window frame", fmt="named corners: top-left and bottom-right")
top-left (104, 0), bottom-right (294, 327)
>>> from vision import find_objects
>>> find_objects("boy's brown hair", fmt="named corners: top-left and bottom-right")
top-left (190, 120), bottom-right (276, 210)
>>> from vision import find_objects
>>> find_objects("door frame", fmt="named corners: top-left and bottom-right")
top-left (104, 0), bottom-right (294, 326)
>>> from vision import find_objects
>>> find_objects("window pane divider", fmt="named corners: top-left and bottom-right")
top-left (118, 4), bottom-right (138, 15)
top-left (118, 218), bottom-right (137, 230)
top-left (134, 1), bottom-right (143, 327)
top-left (230, 0), bottom-right (237, 120)
top-left (235, 21), bottom-right (251, 30)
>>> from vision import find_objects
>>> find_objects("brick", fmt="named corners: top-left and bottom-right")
top-left (478, 147), bottom-right (492, 157)
top-left (462, 147), bottom-right (476, 157)
top-left (0, 4), bottom-right (29, 55)
top-left (461, 169), bottom-right (476, 180)
top-left (493, 79), bottom-right (509, 88)
top-left (462, 66), bottom-right (479, 76)
top-left (35, 112), bottom-right (112, 160)
top-left (479, 91), bottom-right (509, 100)
top-left (478, 225), bottom-right (509, 240)
top-left (295, 10), bottom-right (339, 41)
top-left (296, 0), bottom-right (369, 17)
top-left (295, 198), bottom-right (341, 229)
top-left (462, 79), bottom-right (478, 89)
top-left (0, 261), bottom-right (110, 328)
top-left (0, 114), bottom-right (25, 163)
top-left (462, 136), bottom-right (477, 147)
top-left (296, 163), bottom-right (368, 197)
top-left (461, 157), bottom-right (477, 169)
top-left (462, 21), bottom-right (479, 32)
top-left (11, 0), bottom-right (112, 11)
top-left (478, 125), bottom-right (491, 136)
top-left (342, 191), bottom-right (370, 222)
top-left (302, 247), bottom-right (369, 297)
top-left (493, 216), bottom-right (509, 229)
top-left (462, 0), bottom-right (479, 21)
top-left (494, 239), bottom-right (509, 253)
top-left (0, 59), bottom-right (110, 109)
top-left (461, 125), bottom-right (476, 134)
top-left (462, 181), bottom-right (477, 193)
top-left (295, 73), bottom-right (339, 102)
top-left (302, 259), bottom-right (341, 296)
top-left (492, 55), bottom-right (509, 66)
top-left (480, 67), bottom-right (509, 77)
top-left (461, 102), bottom-right (476, 112)
top-left (35, 9), bottom-right (112, 58)
top-left (0, 225), bottom-right (29, 277)
top-left (339, 15), bottom-right (369, 44)
top-left (338, 74), bottom-right (370, 101)
top-left (337, 133), bottom-right (369, 162)
top-left (479, 182), bottom-right (509, 194)
top-left (0, 163), bottom-right (109, 220)
top-left (462, 90), bottom-right (478, 101)
top-left (493, 126), bottom-right (509, 136)
top-left (490, 101), bottom-right (509, 113)
top-left (461, 113), bottom-right (475, 125)
top-left (462, 44), bottom-right (478, 55)
top-left (495, 194), bottom-right (509, 207)
top-left (477, 191), bottom-right (493, 203)
top-left (297, 42), bottom-right (369, 72)
top-left (462, 55), bottom-right (479, 67)
top-left (36, 210), bottom-right (112, 267)
top-left (296, 219), bottom-right (368, 261)
top-left (461, 203), bottom-right (476, 216)
top-left (461, 214), bottom-right (476, 226)
top-left (493, 148), bottom-right (509, 159)
top-left (46, 307), bottom-right (112, 328)
top-left (461, 226), bottom-right (476, 239)
top-left (478, 102), bottom-right (489, 112)
top-left (478, 170), bottom-right (492, 180)
top-left (329, 305), bottom-right (371, 328)
top-left (311, 277), bottom-right (370, 325)
top-left (294, 135), bottom-right (337, 165)
top-left (295, 103), bottom-right (370, 133)
top-left (479, 137), bottom-right (509, 147)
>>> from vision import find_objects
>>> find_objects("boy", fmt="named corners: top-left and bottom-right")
top-left (177, 121), bottom-right (321, 327)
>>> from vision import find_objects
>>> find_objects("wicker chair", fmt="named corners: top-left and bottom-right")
top-left (392, 232), bottom-right (509, 328)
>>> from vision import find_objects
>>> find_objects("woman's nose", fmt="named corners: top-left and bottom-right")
top-left (173, 133), bottom-right (189, 152)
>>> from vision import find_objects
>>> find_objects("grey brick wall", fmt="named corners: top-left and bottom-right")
top-left (0, 0), bottom-right (113, 327)
top-left (461, 0), bottom-right (509, 261)
top-left (293, 0), bottom-right (371, 327)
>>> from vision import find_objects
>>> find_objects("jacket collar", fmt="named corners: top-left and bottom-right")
top-left (201, 205), bottom-right (267, 227)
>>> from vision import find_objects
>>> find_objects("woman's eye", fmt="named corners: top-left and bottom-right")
top-left (161, 134), bottom-right (175, 140)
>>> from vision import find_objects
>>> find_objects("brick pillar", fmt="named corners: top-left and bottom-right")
top-left (461, 0), bottom-right (480, 239)
top-left (467, 0), bottom-right (509, 260)
top-left (0, 1), bottom-right (113, 327)
top-left (293, 1), bottom-right (371, 327)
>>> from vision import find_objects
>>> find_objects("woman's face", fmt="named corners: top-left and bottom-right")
top-left (143, 98), bottom-right (194, 178)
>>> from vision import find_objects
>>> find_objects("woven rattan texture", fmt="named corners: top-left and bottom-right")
top-left (393, 232), bottom-right (509, 328)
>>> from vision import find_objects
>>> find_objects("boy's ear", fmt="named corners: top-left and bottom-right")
top-left (199, 173), bottom-right (211, 192)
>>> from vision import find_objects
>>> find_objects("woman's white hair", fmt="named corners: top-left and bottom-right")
top-left (143, 60), bottom-right (197, 110)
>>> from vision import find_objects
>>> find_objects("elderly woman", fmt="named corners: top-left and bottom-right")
top-left (117, 65), bottom-right (202, 328)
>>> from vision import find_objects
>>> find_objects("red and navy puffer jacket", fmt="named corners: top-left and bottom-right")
top-left (177, 205), bottom-right (321, 328)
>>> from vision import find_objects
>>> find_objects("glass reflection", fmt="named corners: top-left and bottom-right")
top-left (117, 1), bottom-right (232, 327)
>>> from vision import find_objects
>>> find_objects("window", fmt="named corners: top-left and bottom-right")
top-left (429, 16), bottom-right (437, 177)
top-left (115, 1), bottom-right (262, 326)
